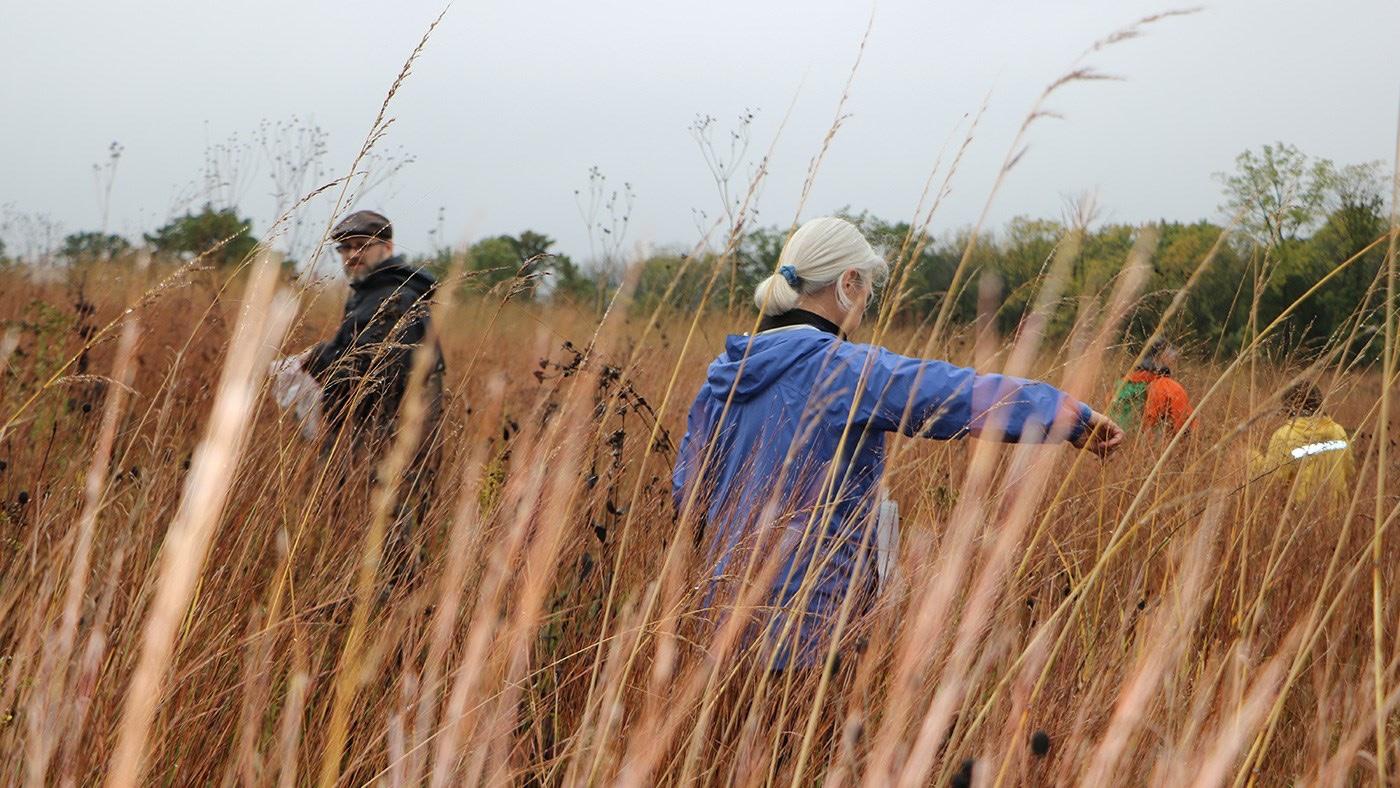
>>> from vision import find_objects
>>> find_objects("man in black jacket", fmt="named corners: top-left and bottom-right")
top-left (304, 210), bottom-right (445, 585)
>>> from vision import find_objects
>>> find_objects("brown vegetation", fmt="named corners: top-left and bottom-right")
top-left (0, 245), bottom-right (1396, 784)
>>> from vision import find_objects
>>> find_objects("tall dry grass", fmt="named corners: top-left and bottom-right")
top-left (2, 9), bottom-right (1398, 785)
top-left (0, 232), bottom-right (1395, 785)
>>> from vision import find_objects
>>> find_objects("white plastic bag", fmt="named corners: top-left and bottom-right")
top-left (269, 352), bottom-right (324, 441)
top-left (874, 493), bottom-right (902, 595)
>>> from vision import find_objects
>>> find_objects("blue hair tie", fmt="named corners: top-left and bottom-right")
top-left (778, 264), bottom-right (800, 288)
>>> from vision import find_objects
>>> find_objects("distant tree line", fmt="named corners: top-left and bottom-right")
top-left (621, 144), bottom-right (1390, 357)
top-left (27, 143), bottom-right (1393, 357)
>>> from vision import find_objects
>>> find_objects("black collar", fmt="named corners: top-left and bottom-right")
top-left (350, 255), bottom-right (409, 290)
top-left (756, 308), bottom-right (845, 339)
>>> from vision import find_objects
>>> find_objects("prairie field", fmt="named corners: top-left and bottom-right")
top-left (0, 245), bottom-right (1397, 787)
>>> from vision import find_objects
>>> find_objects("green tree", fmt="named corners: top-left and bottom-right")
top-left (992, 217), bottom-right (1063, 332)
top-left (458, 230), bottom-right (590, 300)
top-left (505, 230), bottom-right (590, 298)
top-left (1214, 152), bottom-right (1387, 353)
top-left (1144, 221), bottom-right (1247, 352)
top-left (622, 225), bottom-right (786, 315)
top-left (60, 231), bottom-right (131, 263)
top-left (466, 235), bottom-right (525, 289)
top-left (1216, 142), bottom-right (1337, 248)
top-left (507, 230), bottom-right (555, 263)
top-left (1078, 224), bottom-right (1137, 293)
top-left (631, 252), bottom-right (718, 312)
top-left (144, 204), bottom-right (257, 266)
top-left (839, 212), bottom-right (988, 327)
top-left (1277, 179), bottom-right (1389, 353)
top-left (885, 229), bottom-right (962, 323)
top-left (1216, 143), bottom-right (1347, 353)
top-left (544, 253), bottom-right (596, 304)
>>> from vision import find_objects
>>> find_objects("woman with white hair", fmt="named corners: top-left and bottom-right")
top-left (673, 216), bottom-right (1123, 670)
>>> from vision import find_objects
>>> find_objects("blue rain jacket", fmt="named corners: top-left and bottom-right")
top-left (673, 325), bottom-right (1090, 668)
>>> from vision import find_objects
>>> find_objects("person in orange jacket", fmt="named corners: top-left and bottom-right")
top-left (1109, 340), bottom-right (1193, 433)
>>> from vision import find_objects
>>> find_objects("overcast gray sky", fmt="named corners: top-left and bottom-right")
top-left (4, 0), bottom-right (1397, 266)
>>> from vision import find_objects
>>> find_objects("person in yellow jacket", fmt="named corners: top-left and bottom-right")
top-left (1250, 382), bottom-right (1355, 508)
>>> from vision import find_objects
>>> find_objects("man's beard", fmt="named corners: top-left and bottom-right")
top-left (346, 258), bottom-right (385, 284)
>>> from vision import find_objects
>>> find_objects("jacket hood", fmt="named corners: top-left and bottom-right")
top-left (353, 256), bottom-right (437, 297)
top-left (703, 328), bottom-right (837, 403)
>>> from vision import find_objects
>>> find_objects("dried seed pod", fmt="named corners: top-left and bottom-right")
top-left (952, 758), bottom-right (975, 788)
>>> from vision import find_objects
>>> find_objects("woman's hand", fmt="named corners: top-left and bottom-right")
top-left (1072, 409), bottom-right (1125, 457)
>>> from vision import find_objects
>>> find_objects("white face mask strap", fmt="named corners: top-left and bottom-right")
top-left (836, 279), bottom-right (853, 311)
top-left (835, 269), bottom-right (866, 311)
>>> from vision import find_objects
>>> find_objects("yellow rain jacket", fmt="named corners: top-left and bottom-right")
top-left (1250, 416), bottom-right (1355, 507)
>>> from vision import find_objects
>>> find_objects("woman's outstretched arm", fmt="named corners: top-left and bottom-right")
top-left (848, 345), bottom-right (1103, 445)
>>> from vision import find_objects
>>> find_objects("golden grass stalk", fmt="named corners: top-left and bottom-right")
top-left (105, 253), bottom-right (295, 787)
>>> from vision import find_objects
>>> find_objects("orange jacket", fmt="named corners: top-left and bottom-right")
top-left (1111, 369), bottom-right (1193, 433)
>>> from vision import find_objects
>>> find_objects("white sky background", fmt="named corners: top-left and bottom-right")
top-left (3, 0), bottom-right (1397, 267)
